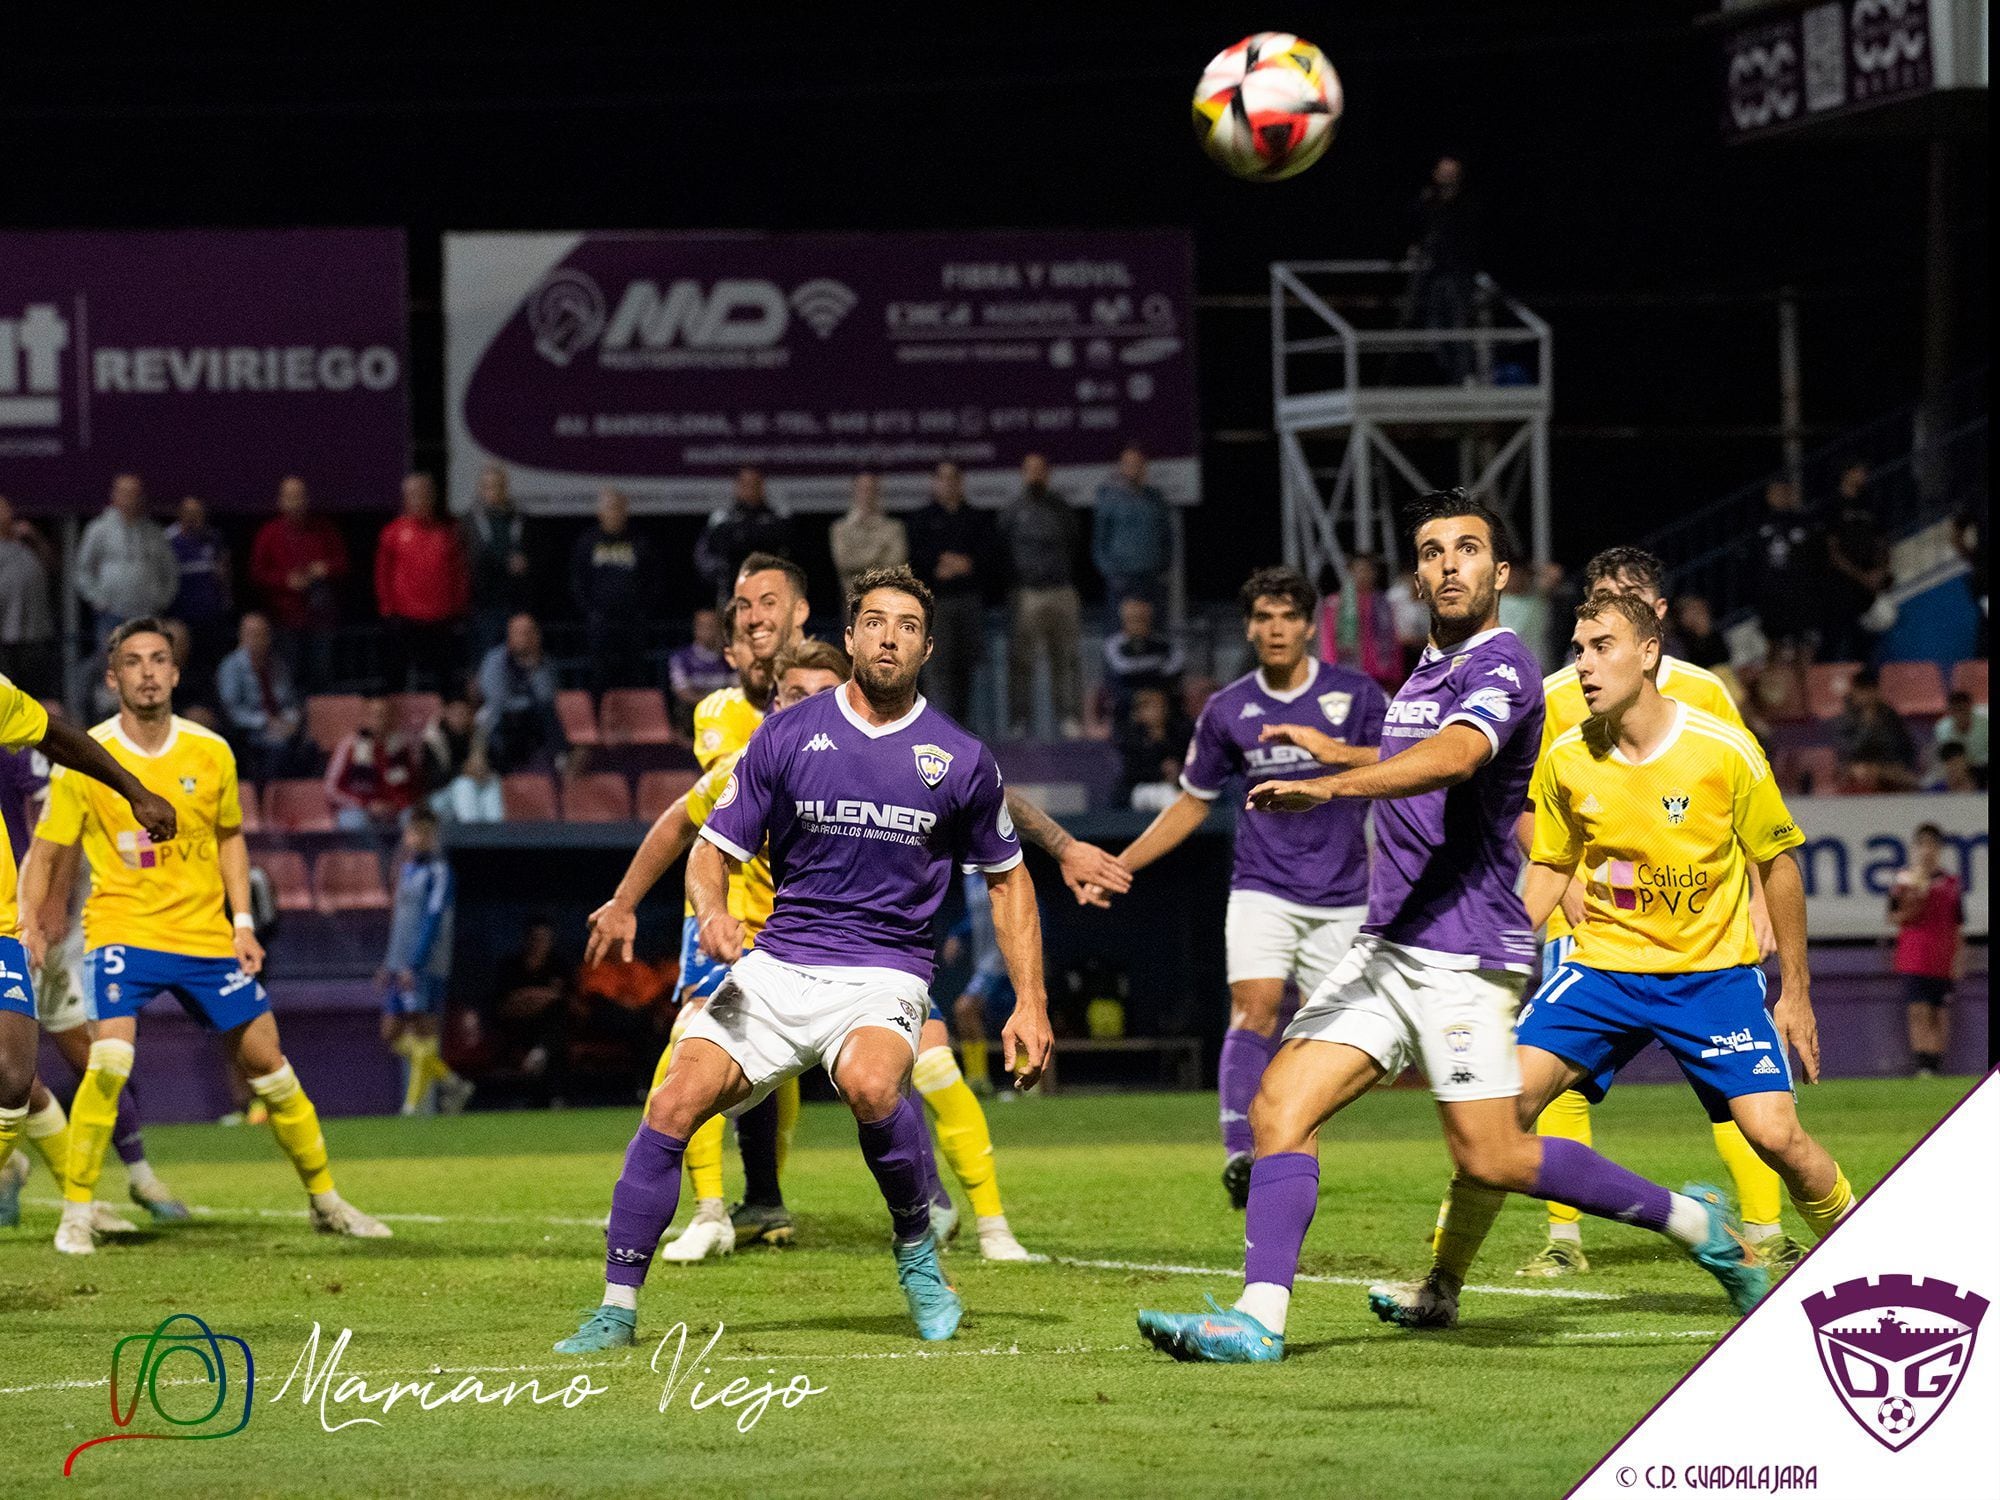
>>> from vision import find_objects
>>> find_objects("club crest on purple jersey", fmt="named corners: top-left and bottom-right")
top-left (913, 743), bottom-right (952, 788)
top-left (1318, 690), bottom-right (1353, 726)
top-left (1803, 1274), bottom-right (1988, 1451)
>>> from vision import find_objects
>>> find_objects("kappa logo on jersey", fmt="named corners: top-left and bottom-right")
top-left (912, 743), bottom-right (952, 788)
top-left (1317, 690), bottom-right (1352, 726)
top-left (1804, 1275), bottom-right (1990, 1452)
top-left (1238, 702), bottom-right (1264, 718)
top-left (1486, 663), bottom-right (1520, 687)
top-left (1662, 790), bottom-right (1691, 826)
top-left (801, 733), bottom-right (837, 753)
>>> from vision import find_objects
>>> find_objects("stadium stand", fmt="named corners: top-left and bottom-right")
top-left (556, 688), bottom-right (602, 746)
top-left (636, 768), bottom-right (699, 822)
top-left (266, 777), bottom-right (336, 832)
top-left (306, 693), bottom-right (369, 755)
top-left (598, 688), bottom-right (675, 746)
top-left (256, 849), bottom-right (316, 912)
top-left (562, 771), bottom-right (635, 823)
top-left (500, 772), bottom-right (560, 821)
top-left (314, 848), bottom-right (392, 912)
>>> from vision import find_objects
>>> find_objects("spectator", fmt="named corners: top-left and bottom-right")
top-left (249, 475), bottom-right (349, 690)
top-left (667, 607), bottom-right (733, 737)
top-left (463, 462), bottom-right (530, 665)
top-left (1929, 741), bottom-right (1978, 793)
top-left (165, 495), bottom-right (232, 705)
top-left (421, 696), bottom-right (480, 791)
top-left (1889, 822), bottom-right (1964, 1077)
top-left (1951, 505), bottom-right (1986, 657)
top-left (1117, 684), bottom-right (1193, 806)
top-left (694, 467), bottom-right (793, 603)
top-left (476, 918), bottom-right (572, 1108)
top-left (324, 694), bottom-right (424, 832)
top-left (1405, 155), bottom-right (1479, 383)
top-left (1317, 554), bottom-right (1402, 692)
top-left (1821, 462), bottom-right (1893, 661)
top-left (570, 487), bottom-right (656, 691)
top-left (1931, 690), bottom-right (1988, 787)
top-left (476, 613), bottom-right (567, 773)
top-left (1091, 445), bottom-right (1173, 613)
top-left (1671, 594), bottom-right (1732, 670)
top-left (1102, 596), bottom-right (1185, 728)
top-left (431, 741), bottom-right (504, 824)
top-left (75, 473), bottom-right (178, 641)
top-left (0, 495), bottom-right (58, 695)
top-left (1753, 477), bottom-right (1823, 659)
top-left (375, 472), bottom-right (469, 691)
top-left (215, 612), bottom-right (310, 782)
top-left (377, 808), bottom-right (474, 1115)
top-left (999, 453), bottom-right (1083, 738)
top-left (1832, 668), bottom-right (1917, 791)
top-left (829, 472), bottom-right (908, 599)
top-left (908, 461), bottom-right (995, 724)
top-left (1384, 563), bottom-right (1433, 665)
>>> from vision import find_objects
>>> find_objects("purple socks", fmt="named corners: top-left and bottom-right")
top-left (915, 1120), bottom-right (953, 1212)
top-left (1243, 1152), bottom-right (1320, 1289)
top-left (857, 1095), bottom-right (933, 1243)
top-left (1532, 1136), bottom-right (1672, 1232)
top-left (1218, 1027), bottom-right (1278, 1157)
top-left (604, 1125), bottom-right (687, 1287)
top-left (112, 1086), bottom-right (145, 1167)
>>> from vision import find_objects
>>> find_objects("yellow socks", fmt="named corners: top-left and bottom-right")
top-left (960, 1035), bottom-right (990, 1089)
top-left (913, 1045), bottom-right (1003, 1218)
top-left (774, 1076), bottom-right (799, 1175)
top-left (1792, 1166), bottom-right (1854, 1240)
top-left (1432, 1176), bottom-right (1508, 1288)
top-left (1536, 1090), bottom-right (1593, 1234)
top-left (64, 1039), bottom-right (134, 1204)
top-left (0, 1101), bottom-right (23, 1177)
top-left (1713, 1120), bottom-right (1784, 1235)
top-left (24, 1098), bottom-right (73, 1189)
top-left (248, 1062), bottom-right (334, 1196)
top-left (685, 1116), bottom-right (727, 1201)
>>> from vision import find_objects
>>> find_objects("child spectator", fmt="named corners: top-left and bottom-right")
top-left (1932, 690), bottom-right (1988, 788)
top-left (377, 809), bottom-right (474, 1115)
top-left (1889, 823), bottom-right (1964, 1077)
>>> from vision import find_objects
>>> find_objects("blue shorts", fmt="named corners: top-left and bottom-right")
top-left (1515, 963), bottom-right (1789, 1122)
top-left (0, 936), bottom-right (36, 1018)
top-left (385, 972), bottom-right (448, 1018)
top-left (85, 945), bottom-right (271, 1033)
top-left (1541, 934), bottom-right (1576, 977)
top-left (677, 915), bottom-right (732, 1001)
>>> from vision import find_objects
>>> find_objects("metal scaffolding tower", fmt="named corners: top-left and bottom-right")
top-left (1270, 261), bottom-right (1553, 588)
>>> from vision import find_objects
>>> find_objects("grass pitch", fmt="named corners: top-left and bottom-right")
top-left (0, 1078), bottom-right (1970, 1500)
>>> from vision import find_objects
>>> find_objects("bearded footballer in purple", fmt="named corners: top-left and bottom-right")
top-left (1137, 491), bottom-right (1769, 1365)
top-left (1118, 567), bottom-right (1383, 1208)
top-left (555, 566), bottom-right (1053, 1354)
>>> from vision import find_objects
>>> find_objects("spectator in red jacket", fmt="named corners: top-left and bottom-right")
top-left (375, 473), bottom-right (469, 692)
top-left (1889, 822), bottom-right (1964, 1078)
top-left (250, 475), bottom-right (349, 690)
top-left (325, 694), bottom-right (425, 832)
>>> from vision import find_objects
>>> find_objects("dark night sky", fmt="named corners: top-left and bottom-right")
top-left (4, 5), bottom-right (1986, 600)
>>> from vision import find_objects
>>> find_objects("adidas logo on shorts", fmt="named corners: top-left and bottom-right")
top-left (1752, 1055), bottom-right (1781, 1076)
top-left (2, 984), bottom-right (23, 1001)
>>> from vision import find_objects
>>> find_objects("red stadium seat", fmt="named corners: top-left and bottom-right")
top-left (562, 772), bottom-right (634, 823)
top-left (599, 689), bottom-right (674, 746)
top-left (1806, 662), bottom-right (1863, 721)
top-left (637, 769), bottom-right (699, 822)
top-left (501, 773), bottom-right (559, 821)
top-left (1789, 745), bottom-right (1843, 795)
top-left (556, 689), bottom-right (602, 746)
top-left (266, 778), bottom-right (335, 832)
top-left (314, 849), bottom-right (390, 912)
top-left (1878, 661), bottom-right (1947, 717)
top-left (1949, 659), bottom-right (1987, 705)
top-left (393, 691), bottom-right (442, 735)
top-left (235, 782), bottom-right (262, 832)
top-left (257, 850), bottom-right (315, 912)
top-left (305, 693), bottom-right (368, 755)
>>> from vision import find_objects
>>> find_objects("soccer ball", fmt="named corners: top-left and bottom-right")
top-left (1192, 32), bottom-right (1343, 182)
top-left (1877, 1396), bottom-right (1916, 1433)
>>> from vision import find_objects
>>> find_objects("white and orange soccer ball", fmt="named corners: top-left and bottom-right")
top-left (1192, 32), bottom-right (1342, 182)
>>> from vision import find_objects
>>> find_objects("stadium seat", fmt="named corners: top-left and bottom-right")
top-left (599, 688), bottom-right (674, 746)
top-left (257, 850), bottom-right (315, 912)
top-left (556, 689), bottom-right (602, 746)
top-left (563, 771), bottom-right (634, 823)
top-left (637, 768), bottom-right (699, 822)
top-left (1878, 661), bottom-right (1947, 717)
top-left (305, 693), bottom-right (369, 754)
top-left (501, 773), bottom-right (559, 821)
top-left (1806, 662), bottom-right (1863, 721)
top-left (1790, 745), bottom-right (1843, 795)
top-left (236, 782), bottom-right (262, 832)
top-left (1747, 662), bottom-right (1809, 723)
top-left (1950, 659), bottom-right (1987, 705)
top-left (266, 778), bottom-right (335, 832)
top-left (314, 849), bottom-right (391, 912)
top-left (393, 691), bottom-right (442, 735)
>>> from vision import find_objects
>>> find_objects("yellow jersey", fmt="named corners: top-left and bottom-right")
top-left (35, 717), bottom-right (243, 960)
top-left (1539, 655), bottom-right (1747, 942)
top-left (685, 747), bottom-right (775, 939)
top-left (1528, 701), bottom-right (1803, 974)
top-left (0, 677), bottom-right (51, 939)
top-left (692, 686), bottom-right (763, 772)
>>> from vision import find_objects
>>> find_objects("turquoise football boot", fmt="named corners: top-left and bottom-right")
top-left (893, 1237), bottom-right (963, 1340)
top-left (1138, 1294), bottom-right (1284, 1363)
top-left (0, 1151), bottom-right (26, 1228)
top-left (553, 1303), bottom-right (637, 1353)
top-left (1682, 1182), bottom-right (1770, 1316)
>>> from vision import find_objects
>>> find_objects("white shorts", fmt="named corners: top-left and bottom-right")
top-left (1224, 890), bottom-right (1366, 992)
top-left (678, 947), bottom-right (929, 1114)
top-left (34, 929), bottom-right (90, 1034)
top-left (1286, 936), bottom-right (1527, 1103)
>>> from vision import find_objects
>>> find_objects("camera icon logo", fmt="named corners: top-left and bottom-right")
top-left (64, 1313), bottom-right (255, 1475)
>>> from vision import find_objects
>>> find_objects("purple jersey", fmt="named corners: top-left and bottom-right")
top-left (1181, 659), bottom-right (1384, 910)
top-left (1366, 626), bottom-right (1542, 972)
top-left (0, 745), bottom-right (48, 863)
top-left (701, 686), bottom-right (1021, 983)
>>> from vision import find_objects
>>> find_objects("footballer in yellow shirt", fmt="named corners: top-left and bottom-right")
top-left (19, 619), bottom-right (389, 1253)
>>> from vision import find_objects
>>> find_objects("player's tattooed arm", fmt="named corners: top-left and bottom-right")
top-left (687, 838), bottom-right (745, 964)
top-left (1759, 850), bottom-right (1820, 1083)
top-left (38, 715), bottom-right (177, 843)
top-left (1003, 786), bottom-right (1131, 907)
top-left (1257, 722), bottom-right (1380, 768)
top-left (1248, 723), bottom-right (1489, 810)
top-left (587, 795), bottom-right (699, 964)
top-left (984, 861), bottom-right (1054, 1089)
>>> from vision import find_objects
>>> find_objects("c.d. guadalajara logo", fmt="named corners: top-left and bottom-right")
top-left (1803, 1274), bottom-right (1988, 1452)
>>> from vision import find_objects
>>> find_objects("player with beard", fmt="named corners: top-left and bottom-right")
top-left (555, 566), bottom-right (1052, 1351)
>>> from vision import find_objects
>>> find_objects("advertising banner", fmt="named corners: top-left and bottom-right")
top-left (1790, 791), bottom-right (1987, 938)
top-left (445, 229), bottom-right (1199, 514)
top-left (1720, 0), bottom-right (1939, 141)
top-left (0, 230), bottom-right (409, 512)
